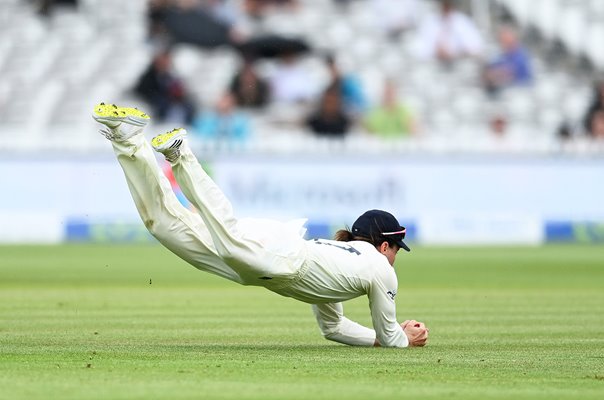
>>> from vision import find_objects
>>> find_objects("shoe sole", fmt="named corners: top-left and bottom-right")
top-left (151, 128), bottom-right (187, 151)
top-left (92, 102), bottom-right (150, 127)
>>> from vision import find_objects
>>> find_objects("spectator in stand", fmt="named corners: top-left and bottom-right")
top-left (33, 0), bottom-right (77, 16)
top-left (305, 84), bottom-right (352, 137)
top-left (229, 58), bottom-right (270, 109)
top-left (583, 81), bottom-right (604, 138)
top-left (148, 0), bottom-right (170, 41)
top-left (269, 52), bottom-right (318, 105)
top-left (324, 54), bottom-right (368, 119)
top-left (488, 113), bottom-right (508, 137)
top-left (483, 26), bottom-right (533, 97)
top-left (413, 0), bottom-right (483, 64)
top-left (243, 0), bottom-right (299, 18)
top-left (134, 49), bottom-right (196, 125)
top-left (589, 110), bottom-right (604, 139)
top-left (371, 0), bottom-right (420, 40)
top-left (364, 79), bottom-right (416, 138)
top-left (193, 92), bottom-right (251, 141)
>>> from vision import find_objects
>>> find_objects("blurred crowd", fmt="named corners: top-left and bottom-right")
top-left (29, 0), bottom-right (604, 143)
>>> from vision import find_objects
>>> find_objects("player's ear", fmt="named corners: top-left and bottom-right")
top-left (378, 241), bottom-right (389, 254)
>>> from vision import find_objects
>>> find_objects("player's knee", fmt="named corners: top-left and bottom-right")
top-left (143, 218), bottom-right (167, 240)
top-left (143, 218), bottom-right (155, 232)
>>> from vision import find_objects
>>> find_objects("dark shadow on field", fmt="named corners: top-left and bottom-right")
top-left (165, 344), bottom-right (349, 351)
top-left (158, 343), bottom-right (393, 354)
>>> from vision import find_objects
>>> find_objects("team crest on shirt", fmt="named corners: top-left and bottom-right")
top-left (387, 290), bottom-right (397, 300)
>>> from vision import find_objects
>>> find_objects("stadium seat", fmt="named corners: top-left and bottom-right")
top-left (0, 0), bottom-right (600, 153)
top-left (558, 3), bottom-right (586, 56)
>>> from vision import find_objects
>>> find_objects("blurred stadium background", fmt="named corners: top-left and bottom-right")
top-left (1, 0), bottom-right (603, 246)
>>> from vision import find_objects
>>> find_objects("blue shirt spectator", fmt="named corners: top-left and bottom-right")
top-left (483, 26), bottom-right (533, 96)
top-left (339, 75), bottom-right (368, 117)
top-left (325, 54), bottom-right (368, 118)
top-left (193, 93), bottom-right (250, 141)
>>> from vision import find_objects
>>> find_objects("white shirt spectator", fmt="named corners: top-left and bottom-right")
top-left (413, 7), bottom-right (483, 61)
top-left (269, 56), bottom-right (318, 103)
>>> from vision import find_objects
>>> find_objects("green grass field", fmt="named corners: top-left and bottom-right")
top-left (1, 244), bottom-right (603, 400)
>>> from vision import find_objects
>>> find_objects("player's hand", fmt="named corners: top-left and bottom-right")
top-left (402, 320), bottom-right (429, 347)
top-left (400, 320), bottom-right (421, 329)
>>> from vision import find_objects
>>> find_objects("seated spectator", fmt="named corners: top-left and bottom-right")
top-left (34, 0), bottom-right (77, 16)
top-left (148, 0), bottom-right (171, 42)
top-left (371, 0), bottom-right (420, 40)
top-left (324, 54), bottom-right (368, 119)
top-left (364, 79), bottom-right (416, 138)
top-left (588, 110), bottom-right (604, 139)
top-left (414, 0), bottom-right (483, 63)
top-left (268, 52), bottom-right (319, 104)
top-left (134, 49), bottom-right (196, 125)
top-left (229, 59), bottom-right (270, 109)
top-left (483, 26), bottom-right (533, 97)
top-left (305, 85), bottom-right (351, 137)
top-left (489, 114), bottom-right (508, 137)
top-left (243, 0), bottom-right (299, 18)
top-left (583, 81), bottom-right (604, 136)
top-left (193, 92), bottom-right (251, 141)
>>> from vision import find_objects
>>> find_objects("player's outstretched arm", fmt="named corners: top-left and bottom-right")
top-left (312, 303), bottom-right (377, 347)
top-left (368, 269), bottom-right (411, 348)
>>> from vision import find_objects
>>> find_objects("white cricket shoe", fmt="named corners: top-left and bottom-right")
top-left (151, 128), bottom-right (187, 162)
top-left (92, 102), bottom-right (150, 141)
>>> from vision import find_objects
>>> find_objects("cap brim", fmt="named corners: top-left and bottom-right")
top-left (397, 240), bottom-right (411, 252)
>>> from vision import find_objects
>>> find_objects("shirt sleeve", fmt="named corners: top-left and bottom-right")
top-left (367, 266), bottom-right (409, 348)
top-left (312, 303), bottom-right (377, 347)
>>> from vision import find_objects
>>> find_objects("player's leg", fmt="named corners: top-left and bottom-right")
top-left (151, 128), bottom-right (238, 242)
top-left (150, 128), bottom-right (298, 281)
top-left (92, 104), bottom-right (243, 283)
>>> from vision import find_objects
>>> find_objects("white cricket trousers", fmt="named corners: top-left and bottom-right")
top-left (111, 135), bottom-right (305, 288)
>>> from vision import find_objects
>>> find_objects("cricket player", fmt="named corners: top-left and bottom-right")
top-left (93, 103), bottom-right (429, 348)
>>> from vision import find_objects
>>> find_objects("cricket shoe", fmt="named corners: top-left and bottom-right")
top-left (151, 128), bottom-right (187, 162)
top-left (92, 102), bottom-right (150, 141)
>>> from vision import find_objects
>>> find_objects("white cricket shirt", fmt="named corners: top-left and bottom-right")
top-left (270, 239), bottom-right (409, 348)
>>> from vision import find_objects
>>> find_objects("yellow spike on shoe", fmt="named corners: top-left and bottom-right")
top-left (151, 128), bottom-right (187, 162)
top-left (151, 128), bottom-right (186, 148)
top-left (93, 103), bottom-right (151, 120)
top-left (93, 102), bottom-right (151, 140)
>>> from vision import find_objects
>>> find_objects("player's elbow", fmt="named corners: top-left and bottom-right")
top-left (316, 320), bottom-right (349, 344)
top-left (322, 331), bottom-right (342, 343)
top-left (317, 321), bottom-right (340, 339)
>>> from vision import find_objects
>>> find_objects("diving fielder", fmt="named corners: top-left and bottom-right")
top-left (93, 103), bottom-right (429, 348)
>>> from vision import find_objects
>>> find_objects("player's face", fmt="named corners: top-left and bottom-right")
top-left (382, 244), bottom-right (401, 266)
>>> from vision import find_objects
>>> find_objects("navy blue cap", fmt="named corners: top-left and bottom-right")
top-left (351, 209), bottom-right (410, 252)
